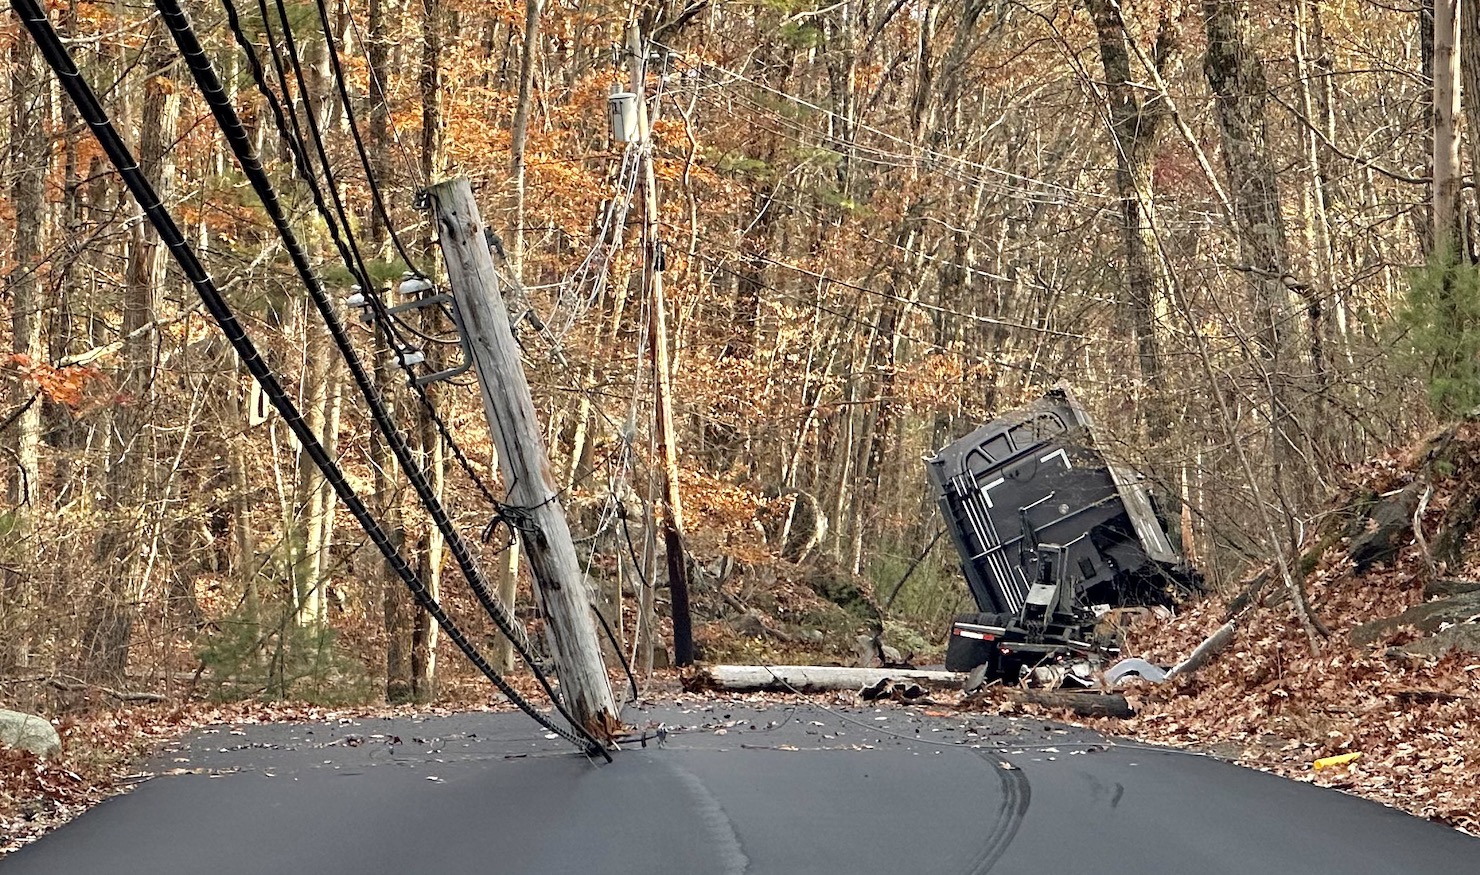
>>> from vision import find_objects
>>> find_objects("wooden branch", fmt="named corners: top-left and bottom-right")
top-left (1006, 689), bottom-right (1134, 719)
top-left (0, 392), bottom-right (40, 435)
top-left (1414, 483), bottom-right (1437, 582)
top-left (42, 676), bottom-right (167, 703)
top-left (1167, 621), bottom-right (1237, 678)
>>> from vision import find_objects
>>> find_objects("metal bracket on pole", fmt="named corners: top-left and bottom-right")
top-left (384, 292), bottom-right (474, 387)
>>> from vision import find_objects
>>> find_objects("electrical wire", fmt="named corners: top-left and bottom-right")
top-left (279, 0), bottom-right (644, 705)
top-left (304, 0), bottom-right (421, 274)
top-left (690, 231), bottom-right (1087, 339)
top-left (237, 0), bottom-right (513, 518)
top-left (14, 0), bottom-right (605, 759)
top-left (164, 0), bottom-right (615, 749)
top-left (657, 43), bottom-right (1112, 206)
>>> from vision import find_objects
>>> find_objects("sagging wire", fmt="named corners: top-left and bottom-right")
top-left (18, 0), bottom-right (605, 759)
top-left (178, 0), bottom-right (614, 752)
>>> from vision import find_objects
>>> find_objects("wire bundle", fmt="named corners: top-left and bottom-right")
top-left (11, 0), bottom-right (612, 758)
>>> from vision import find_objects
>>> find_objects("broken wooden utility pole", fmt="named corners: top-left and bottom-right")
top-left (427, 178), bottom-right (620, 740)
top-left (627, 22), bottom-right (695, 667)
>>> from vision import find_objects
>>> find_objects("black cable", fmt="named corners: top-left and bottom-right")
top-left (207, 0), bottom-right (533, 654)
top-left (153, 0), bottom-right (613, 752)
top-left (265, 0), bottom-right (376, 292)
top-left (233, 0), bottom-right (507, 514)
top-left (594, 600), bottom-right (640, 706)
top-left (12, 0), bottom-right (606, 760)
top-left (238, 0), bottom-right (642, 715)
top-left (304, 0), bottom-right (420, 274)
top-left (217, 0), bottom-right (512, 566)
top-left (882, 528), bottom-right (946, 613)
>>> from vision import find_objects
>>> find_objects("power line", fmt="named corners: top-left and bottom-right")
top-left (689, 231), bottom-right (1086, 339)
top-left (305, 0), bottom-right (421, 274)
top-left (237, 0), bottom-right (509, 517)
top-left (163, 0), bottom-right (608, 750)
top-left (688, 250), bottom-right (1066, 383)
top-left (18, 0), bottom-right (603, 758)
top-left (337, 0), bottom-right (424, 190)
top-left (689, 84), bottom-right (1087, 209)
top-left (657, 43), bottom-right (1114, 206)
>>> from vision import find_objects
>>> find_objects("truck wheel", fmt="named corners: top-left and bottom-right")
top-left (944, 612), bottom-right (1011, 672)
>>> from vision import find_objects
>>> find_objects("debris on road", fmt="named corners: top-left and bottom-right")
top-left (694, 665), bottom-right (962, 694)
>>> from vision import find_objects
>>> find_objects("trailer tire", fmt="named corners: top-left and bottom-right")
top-left (944, 612), bottom-right (1013, 672)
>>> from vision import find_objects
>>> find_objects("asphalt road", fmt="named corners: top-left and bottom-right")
top-left (2, 700), bottom-right (1474, 874)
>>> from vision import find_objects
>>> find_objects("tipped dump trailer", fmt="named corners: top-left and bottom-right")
top-left (927, 386), bottom-right (1200, 678)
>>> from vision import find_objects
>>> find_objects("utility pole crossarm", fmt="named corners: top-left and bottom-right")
top-left (427, 178), bottom-right (620, 742)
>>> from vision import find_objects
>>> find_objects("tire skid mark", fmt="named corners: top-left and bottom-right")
top-left (955, 749), bottom-right (1031, 875)
top-left (662, 759), bottom-right (751, 875)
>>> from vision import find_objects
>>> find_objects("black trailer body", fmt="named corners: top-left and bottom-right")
top-left (927, 386), bottom-right (1198, 674)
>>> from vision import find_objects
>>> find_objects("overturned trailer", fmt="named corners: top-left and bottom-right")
top-left (927, 386), bottom-right (1201, 679)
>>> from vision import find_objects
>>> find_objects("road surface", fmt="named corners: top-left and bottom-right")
top-left (2, 700), bottom-right (1473, 874)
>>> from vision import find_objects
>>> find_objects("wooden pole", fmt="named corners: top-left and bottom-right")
top-left (627, 22), bottom-right (695, 666)
top-left (427, 178), bottom-right (620, 740)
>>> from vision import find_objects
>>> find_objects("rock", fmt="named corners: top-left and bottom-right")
top-left (1350, 590), bottom-right (1480, 646)
top-left (732, 611), bottom-right (768, 639)
top-left (1423, 578), bottom-right (1480, 600)
top-left (1396, 624), bottom-right (1480, 658)
top-left (1349, 483), bottom-right (1422, 572)
top-left (0, 709), bottom-right (61, 760)
top-left (853, 634), bottom-right (903, 668)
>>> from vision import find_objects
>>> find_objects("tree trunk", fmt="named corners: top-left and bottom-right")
top-left (367, 0), bottom-right (392, 250)
top-left (1086, 0), bottom-right (1175, 441)
top-left (366, 0), bottom-right (414, 703)
top-left (510, 0), bottom-right (543, 278)
top-left (293, 311), bottom-right (339, 628)
top-left (82, 54), bottom-right (177, 683)
top-left (3, 28), bottom-right (48, 677)
top-left (1202, 0), bottom-right (1308, 481)
top-left (1434, 0), bottom-right (1462, 250)
top-left (7, 31), bottom-right (46, 511)
top-left (409, 0), bottom-right (446, 701)
top-left (1460, 0), bottom-right (1480, 253)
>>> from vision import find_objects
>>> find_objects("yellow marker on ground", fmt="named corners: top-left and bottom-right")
top-left (1313, 752), bottom-right (1362, 770)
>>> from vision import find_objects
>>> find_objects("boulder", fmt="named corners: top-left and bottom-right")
top-left (0, 709), bottom-right (61, 760)
top-left (1396, 623), bottom-right (1480, 659)
top-left (1423, 578), bottom-right (1480, 600)
top-left (1349, 483), bottom-right (1422, 572)
top-left (1350, 590), bottom-right (1480, 646)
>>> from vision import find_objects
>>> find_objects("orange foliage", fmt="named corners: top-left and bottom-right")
top-left (7, 354), bottom-right (104, 409)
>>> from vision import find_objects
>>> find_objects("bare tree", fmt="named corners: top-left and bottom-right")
top-left (82, 52), bottom-right (178, 682)
top-left (1084, 0), bottom-right (1177, 440)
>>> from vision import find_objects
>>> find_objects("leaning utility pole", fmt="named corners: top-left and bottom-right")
top-left (627, 22), bottom-right (695, 666)
top-left (428, 178), bottom-right (620, 739)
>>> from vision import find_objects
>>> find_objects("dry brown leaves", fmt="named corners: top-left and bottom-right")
top-left (972, 428), bottom-right (1480, 835)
